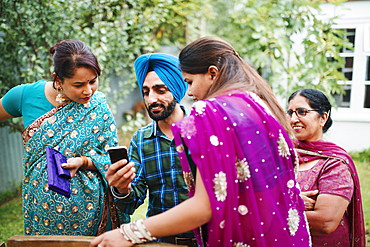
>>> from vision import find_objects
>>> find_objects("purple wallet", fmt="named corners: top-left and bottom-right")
top-left (46, 146), bottom-right (71, 198)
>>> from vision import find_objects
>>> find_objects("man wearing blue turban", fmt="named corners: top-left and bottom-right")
top-left (135, 53), bottom-right (188, 104)
top-left (106, 54), bottom-right (197, 246)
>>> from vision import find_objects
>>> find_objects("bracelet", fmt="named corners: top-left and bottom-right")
top-left (119, 219), bottom-right (156, 244)
top-left (80, 155), bottom-right (89, 169)
top-left (110, 185), bottom-right (131, 199)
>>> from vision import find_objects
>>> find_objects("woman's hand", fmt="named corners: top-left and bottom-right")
top-left (90, 228), bottom-right (134, 247)
top-left (62, 157), bottom-right (86, 178)
top-left (300, 190), bottom-right (318, 211)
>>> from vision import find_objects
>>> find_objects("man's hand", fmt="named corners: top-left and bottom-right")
top-left (300, 190), bottom-right (319, 211)
top-left (106, 159), bottom-right (136, 194)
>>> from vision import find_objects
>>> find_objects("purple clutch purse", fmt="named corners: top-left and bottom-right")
top-left (46, 146), bottom-right (71, 198)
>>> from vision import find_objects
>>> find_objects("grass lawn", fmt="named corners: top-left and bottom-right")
top-left (0, 195), bottom-right (24, 244)
top-left (0, 156), bottom-right (369, 246)
top-left (355, 159), bottom-right (370, 245)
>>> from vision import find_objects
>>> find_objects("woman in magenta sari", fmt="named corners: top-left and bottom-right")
top-left (287, 89), bottom-right (365, 246)
top-left (91, 37), bottom-right (310, 247)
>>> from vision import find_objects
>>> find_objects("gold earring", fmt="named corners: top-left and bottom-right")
top-left (56, 86), bottom-right (65, 104)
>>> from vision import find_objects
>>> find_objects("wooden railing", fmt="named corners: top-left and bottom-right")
top-left (7, 235), bottom-right (184, 247)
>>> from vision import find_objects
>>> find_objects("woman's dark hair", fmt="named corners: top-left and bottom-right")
top-left (179, 36), bottom-right (293, 136)
top-left (288, 89), bottom-right (333, 133)
top-left (50, 40), bottom-right (101, 88)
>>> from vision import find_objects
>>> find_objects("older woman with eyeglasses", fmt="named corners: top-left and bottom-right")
top-left (287, 89), bottom-right (365, 247)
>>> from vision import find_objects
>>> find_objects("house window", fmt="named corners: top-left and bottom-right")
top-left (365, 56), bottom-right (370, 108)
top-left (334, 85), bottom-right (351, 108)
top-left (338, 57), bottom-right (354, 80)
top-left (364, 85), bottom-right (370, 108)
top-left (333, 28), bottom-right (356, 108)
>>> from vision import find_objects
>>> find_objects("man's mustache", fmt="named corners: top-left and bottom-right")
top-left (148, 103), bottom-right (165, 111)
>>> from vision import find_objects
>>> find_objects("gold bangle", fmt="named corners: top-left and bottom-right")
top-left (80, 155), bottom-right (89, 169)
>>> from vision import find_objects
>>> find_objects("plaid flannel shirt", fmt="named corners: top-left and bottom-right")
top-left (115, 106), bottom-right (190, 218)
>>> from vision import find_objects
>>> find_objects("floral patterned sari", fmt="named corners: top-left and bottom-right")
top-left (21, 91), bottom-right (129, 236)
top-left (172, 90), bottom-right (311, 247)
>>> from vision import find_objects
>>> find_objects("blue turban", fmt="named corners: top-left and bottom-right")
top-left (134, 53), bottom-right (188, 103)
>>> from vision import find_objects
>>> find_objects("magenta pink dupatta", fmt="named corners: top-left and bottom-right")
top-left (172, 91), bottom-right (311, 247)
top-left (296, 140), bottom-right (365, 247)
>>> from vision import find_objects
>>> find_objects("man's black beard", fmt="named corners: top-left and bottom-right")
top-left (147, 98), bottom-right (177, 121)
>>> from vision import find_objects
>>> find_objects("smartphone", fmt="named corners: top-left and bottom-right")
top-left (108, 146), bottom-right (128, 165)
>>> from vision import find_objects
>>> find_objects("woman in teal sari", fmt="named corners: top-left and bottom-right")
top-left (0, 40), bottom-right (129, 235)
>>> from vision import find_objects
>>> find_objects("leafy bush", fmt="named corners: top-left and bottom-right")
top-left (207, 0), bottom-right (350, 106)
top-left (119, 112), bottom-right (147, 147)
top-left (350, 148), bottom-right (370, 163)
top-left (0, 0), bottom-right (207, 131)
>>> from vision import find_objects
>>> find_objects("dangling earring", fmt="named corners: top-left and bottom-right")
top-left (56, 86), bottom-right (65, 104)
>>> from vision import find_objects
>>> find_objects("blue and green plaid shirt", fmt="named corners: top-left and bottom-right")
top-left (115, 106), bottom-right (190, 219)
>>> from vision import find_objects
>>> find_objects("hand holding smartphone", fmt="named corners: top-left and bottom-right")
top-left (107, 146), bottom-right (128, 165)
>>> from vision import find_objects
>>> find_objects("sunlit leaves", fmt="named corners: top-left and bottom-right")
top-left (207, 0), bottom-right (348, 106)
top-left (0, 0), bottom-right (207, 130)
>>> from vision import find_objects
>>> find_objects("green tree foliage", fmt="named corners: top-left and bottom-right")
top-left (206, 0), bottom-right (350, 106)
top-left (0, 0), bottom-right (207, 131)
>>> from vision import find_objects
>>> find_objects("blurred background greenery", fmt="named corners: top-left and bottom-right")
top-left (0, 0), bottom-right (349, 131)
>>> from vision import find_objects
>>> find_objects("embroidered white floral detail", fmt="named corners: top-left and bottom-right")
top-left (219, 220), bottom-right (225, 229)
top-left (29, 129), bottom-right (35, 137)
top-left (210, 135), bottom-right (219, 146)
top-left (192, 101), bottom-right (207, 115)
top-left (66, 115), bottom-right (74, 123)
top-left (213, 171), bottom-right (227, 201)
top-left (176, 144), bottom-right (184, 153)
top-left (277, 133), bottom-right (291, 158)
top-left (183, 171), bottom-right (194, 191)
top-left (180, 115), bottom-right (196, 138)
top-left (249, 92), bottom-right (272, 116)
top-left (48, 116), bottom-right (57, 124)
top-left (93, 126), bottom-right (99, 134)
top-left (47, 129), bottom-right (54, 138)
top-left (233, 242), bottom-right (250, 247)
top-left (236, 158), bottom-right (251, 182)
top-left (287, 180), bottom-right (295, 189)
top-left (292, 149), bottom-right (299, 180)
top-left (238, 205), bottom-right (248, 215)
top-left (70, 130), bottom-right (78, 138)
top-left (64, 148), bottom-right (70, 156)
top-left (287, 208), bottom-right (300, 236)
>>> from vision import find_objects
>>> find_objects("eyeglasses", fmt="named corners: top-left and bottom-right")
top-left (286, 108), bottom-right (318, 118)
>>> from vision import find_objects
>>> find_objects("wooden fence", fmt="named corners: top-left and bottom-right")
top-left (0, 126), bottom-right (24, 196)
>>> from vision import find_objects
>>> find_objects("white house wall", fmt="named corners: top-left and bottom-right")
top-left (319, 1), bottom-right (370, 152)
